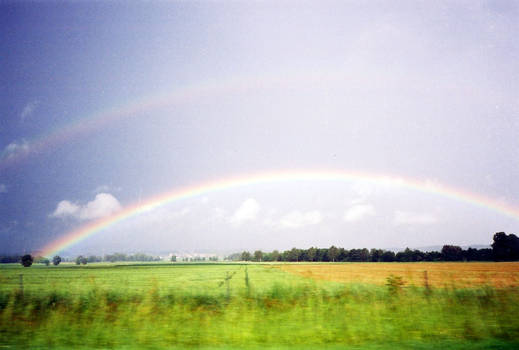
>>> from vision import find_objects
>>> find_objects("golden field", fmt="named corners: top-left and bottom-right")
top-left (276, 262), bottom-right (519, 288)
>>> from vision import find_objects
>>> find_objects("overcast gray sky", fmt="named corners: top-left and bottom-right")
top-left (1, 1), bottom-right (518, 255)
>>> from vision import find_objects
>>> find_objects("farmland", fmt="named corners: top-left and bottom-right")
top-left (1, 262), bottom-right (519, 349)
top-left (278, 262), bottom-right (519, 288)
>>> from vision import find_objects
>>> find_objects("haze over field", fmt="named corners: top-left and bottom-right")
top-left (1, 1), bottom-right (518, 255)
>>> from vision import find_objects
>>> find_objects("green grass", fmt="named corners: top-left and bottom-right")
top-left (1, 263), bottom-right (518, 349)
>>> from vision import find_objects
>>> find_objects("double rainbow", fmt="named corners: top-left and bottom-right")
top-left (39, 169), bottom-right (519, 257)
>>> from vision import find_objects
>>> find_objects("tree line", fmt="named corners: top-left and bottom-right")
top-left (71, 253), bottom-right (161, 264)
top-left (87, 253), bottom-right (161, 263)
top-left (0, 252), bottom-right (160, 267)
top-left (228, 232), bottom-right (519, 262)
top-left (3, 232), bottom-right (518, 267)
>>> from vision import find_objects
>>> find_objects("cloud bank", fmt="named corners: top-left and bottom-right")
top-left (51, 193), bottom-right (122, 220)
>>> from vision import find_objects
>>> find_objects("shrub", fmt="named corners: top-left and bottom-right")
top-left (386, 275), bottom-right (405, 294)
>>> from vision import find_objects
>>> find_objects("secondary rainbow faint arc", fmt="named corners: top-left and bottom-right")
top-left (39, 169), bottom-right (519, 257)
top-left (1, 70), bottom-right (344, 170)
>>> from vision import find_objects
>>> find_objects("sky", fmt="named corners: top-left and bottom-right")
top-left (1, 1), bottom-right (518, 256)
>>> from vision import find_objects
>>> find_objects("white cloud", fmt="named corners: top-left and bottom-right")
top-left (79, 193), bottom-right (122, 220)
top-left (51, 200), bottom-right (80, 217)
top-left (393, 210), bottom-right (437, 225)
top-left (0, 184), bottom-right (6, 193)
top-left (229, 198), bottom-right (260, 226)
top-left (51, 193), bottom-right (122, 220)
top-left (279, 210), bottom-right (322, 229)
top-left (344, 204), bottom-right (376, 222)
top-left (20, 101), bottom-right (39, 121)
top-left (2, 140), bottom-right (30, 159)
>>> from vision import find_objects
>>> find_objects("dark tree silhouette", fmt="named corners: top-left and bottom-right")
top-left (21, 254), bottom-right (33, 267)
top-left (221, 232), bottom-right (517, 262)
top-left (52, 255), bottom-right (61, 266)
top-left (492, 232), bottom-right (519, 261)
top-left (381, 250), bottom-right (396, 262)
top-left (441, 245), bottom-right (463, 261)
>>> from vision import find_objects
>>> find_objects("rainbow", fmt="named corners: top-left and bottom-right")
top-left (38, 169), bottom-right (519, 257)
top-left (1, 78), bottom-right (240, 169)
top-left (1, 70), bottom-right (345, 170)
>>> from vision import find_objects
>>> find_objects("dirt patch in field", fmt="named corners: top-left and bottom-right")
top-left (275, 262), bottom-right (519, 288)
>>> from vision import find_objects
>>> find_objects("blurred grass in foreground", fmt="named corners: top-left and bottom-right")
top-left (1, 263), bottom-right (518, 349)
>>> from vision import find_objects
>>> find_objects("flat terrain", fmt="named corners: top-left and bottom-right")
top-left (0, 263), bottom-right (288, 296)
top-left (277, 262), bottom-right (519, 288)
top-left (1, 262), bottom-right (518, 349)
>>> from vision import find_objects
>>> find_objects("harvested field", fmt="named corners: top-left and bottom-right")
top-left (276, 262), bottom-right (519, 288)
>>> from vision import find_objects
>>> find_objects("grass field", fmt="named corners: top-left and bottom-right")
top-left (1, 262), bottom-right (519, 349)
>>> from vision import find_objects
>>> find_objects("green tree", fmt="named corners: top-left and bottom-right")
top-left (327, 246), bottom-right (339, 262)
top-left (253, 250), bottom-right (263, 262)
top-left (87, 255), bottom-right (101, 263)
top-left (52, 255), bottom-right (62, 266)
top-left (241, 251), bottom-right (251, 261)
top-left (170, 255), bottom-right (177, 262)
top-left (270, 250), bottom-right (280, 261)
top-left (21, 254), bottom-right (33, 267)
top-left (34, 256), bottom-right (50, 265)
top-left (75, 255), bottom-right (83, 265)
top-left (306, 247), bottom-right (317, 262)
top-left (287, 248), bottom-right (302, 262)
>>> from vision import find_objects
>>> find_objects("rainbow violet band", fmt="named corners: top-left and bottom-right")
top-left (38, 169), bottom-right (519, 257)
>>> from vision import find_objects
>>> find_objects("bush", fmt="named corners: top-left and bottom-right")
top-left (386, 275), bottom-right (405, 294)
